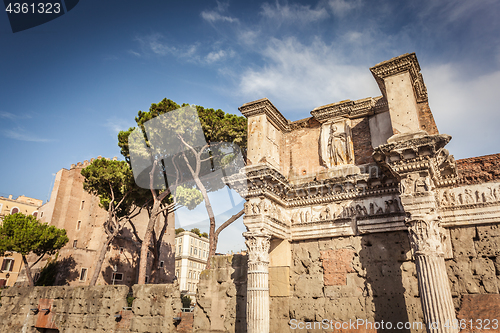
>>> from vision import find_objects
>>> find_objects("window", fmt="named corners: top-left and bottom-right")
top-left (176, 270), bottom-right (179, 277)
top-left (10, 207), bottom-right (19, 214)
top-left (159, 261), bottom-right (164, 268)
top-left (145, 276), bottom-right (149, 283)
top-left (112, 272), bottom-right (123, 281)
top-left (73, 240), bottom-right (78, 248)
top-left (79, 268), bottom-right (88, 281)
top-left (40, 211), bottom-right (43, 218)
top-left (179, 237), bottom-right (182, 243)
top-left (189, 271), bottom-right (192, 279)
top-left (194, 248), bottom-right (197, 255)
top-left (1, 258), bottom-right (14, 272)
top-left (80, 200), bottom-right (85, 210)
top-left (32, 211), bottom-right (38, 218)
top-left (178, 245), bottom-right (181, 253)
top-left (77, 220), bottom-right (81, 230)
top-left (190, 247), bottom-right (193, 255)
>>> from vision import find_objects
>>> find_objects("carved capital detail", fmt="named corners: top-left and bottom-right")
top-left (244, 230), bottom-right (271, 264)
top-left (405, 212), bottom-right (445, 256)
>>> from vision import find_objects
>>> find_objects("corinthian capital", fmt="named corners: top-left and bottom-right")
top-left (405, 211), bottom-right (445, 256)
top-left (244, 230), bottom-right (271, 264)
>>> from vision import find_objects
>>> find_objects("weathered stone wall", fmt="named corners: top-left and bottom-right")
top-left (285, 231), bottom-right (424, 333)
top-left (447, 225), bottom-right (500, 308)
top-left (193, 254), bottom-right (247, 333)
top-left (0, 283), bottom-right (182, 333)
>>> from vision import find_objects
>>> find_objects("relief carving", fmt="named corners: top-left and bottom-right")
top-left (320, 120), bottom-right (354, 168)
top-left (440, 184), bottom-right (500, 207)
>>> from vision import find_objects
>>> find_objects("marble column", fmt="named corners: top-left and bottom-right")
top-left (406, 213), bottom-right (458, 333)
top-left (244, 230), bottom-right (271, 333)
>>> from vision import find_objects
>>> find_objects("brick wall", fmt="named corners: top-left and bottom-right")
top-left (351, 117), bottom-right (374, 165)
top-left (417, 101), bottom-right (439, 135)
top-left (457, 153), bottom-right (500, 185)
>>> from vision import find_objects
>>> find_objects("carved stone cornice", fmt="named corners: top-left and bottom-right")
top-left (244, 230), bottom-right (271, 264)
top-left (405, 211), bottom-right (445, 256)
top-left (372, 133), bottom-right (458, 186)
top-left (239, 98), bottom-right (290, 132)
top-left (370, 52), bottom-right (428, 103)
top-left (225, 164), bottom-right (400, 208)
top-left (311, 97), bottom-right (388, 123)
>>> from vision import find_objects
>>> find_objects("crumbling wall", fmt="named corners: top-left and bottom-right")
top-left (286, 231), bottom-right (424, 333)
top-left (0, 284), bottom-right (182, 333)
top-left (193, 254), bottom-right (247, 333)
top-left (447, 225), bottom-right (500, 311)
top-left (457, 153), bottom-right (500, 185)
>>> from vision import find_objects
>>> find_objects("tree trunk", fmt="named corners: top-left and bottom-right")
top-left (89, 236), bottom-right (113, 286)
top-left (22, 255), bottom-right (34, 287)
top-left (137, 201), bottom-right (160, 284)
top-left (193, 177), bottom-right (216, 268)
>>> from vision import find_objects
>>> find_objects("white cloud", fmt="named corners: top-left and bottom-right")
top-left (0, 111), bottom-right (31, 120)
top-left (201, 2), bottom-right (239, 24)
top-left (205, 49), bottom-right (235, 63)
top-left (238, 37), bottom-right (380, 115)
top-left (260, 1), bottom-right (329, 24)
top-left (328, 0), bottom-right (362, 16)
top-left (3, 127), bottom-right (52, 142)
top-left (132, 33), bottom-right (200, 61)
top-left (424, 63), bottom-right (500, 158)
top-left (201, 10), bottom-right (239, 23)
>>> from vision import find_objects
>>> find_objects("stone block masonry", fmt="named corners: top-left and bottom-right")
top-left (0, 283), bottom-right (183, 333)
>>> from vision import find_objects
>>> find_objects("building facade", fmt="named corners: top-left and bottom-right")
top-left (219, 53), bottom-right (500, 333)
top-left (32, 157), bottom-right (175, 287)
top-left (0, 194), bottom-right (42, 287)
top-left (175, 231), bottom-right (209, 301)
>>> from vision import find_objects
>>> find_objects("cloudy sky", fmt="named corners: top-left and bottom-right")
top-left (1, 0), bottom-right (499, 252)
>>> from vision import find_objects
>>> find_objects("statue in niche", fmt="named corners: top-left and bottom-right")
top-left (320, 121), bottom-right (354, 168)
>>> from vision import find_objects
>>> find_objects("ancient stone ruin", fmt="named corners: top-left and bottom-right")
top-left (209, 53), bottom-right (500, 333)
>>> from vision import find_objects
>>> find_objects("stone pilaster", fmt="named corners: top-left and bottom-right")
top-left (244, 230), bottom-right (271, 333)
top-left (406, 213), bottom-right (458, 333)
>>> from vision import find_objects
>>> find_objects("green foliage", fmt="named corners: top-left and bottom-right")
top-left (81, 158), bottom-right (149, 216)
top-left (175, 186), bottom-right (203, 210)
top-left (181, 295), bottom-right (192, 308)
top-left (35, 255), bottom-right (58, 286)
top-left (127, 296), bottom-right (135, 307)
top-left (0, 213), bottom-right (68, 257)
top-left (175, 228), bottom-right (185, 235)
top-left (190, 228), bottom-right (201, 237)
top-left (201, 232), bottom-right (208, 238)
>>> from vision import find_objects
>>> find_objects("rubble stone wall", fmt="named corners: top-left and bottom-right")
top-left (0, 284), bottom-right (182, 333)
top-left (193, 254), bottom-right (247, 333)
top-left (194, 226), bottom-right (500, 333)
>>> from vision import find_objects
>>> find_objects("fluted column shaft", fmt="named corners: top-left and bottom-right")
top-left (406, 216), bottom-right (458, 333)
top-left (244, 231), bottom-right (270, 333)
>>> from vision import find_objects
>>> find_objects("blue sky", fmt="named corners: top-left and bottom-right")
top-left (1, 0), bottom-right (499, 252)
